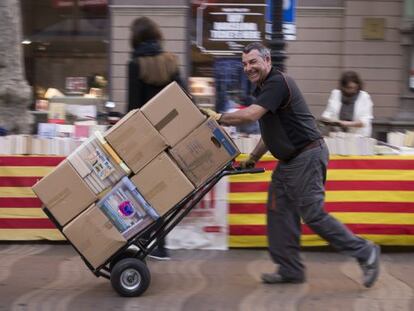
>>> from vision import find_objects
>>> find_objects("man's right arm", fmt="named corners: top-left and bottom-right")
top-left (219, 104), bottom-right (267, 126)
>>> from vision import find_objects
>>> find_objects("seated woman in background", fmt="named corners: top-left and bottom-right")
top-left (321, 71), bottom-right (373, 137)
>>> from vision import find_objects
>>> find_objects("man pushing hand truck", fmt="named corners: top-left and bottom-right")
top-left (201, 42), bottom-right (380, 288)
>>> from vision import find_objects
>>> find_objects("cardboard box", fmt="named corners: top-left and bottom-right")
top-left (141, 82), bottom-right (205, 147)
top-left (97, 176), bottom-right (159, 240)
top-left (170, 118), bottom-right (240, 187)
top-left (104, 109), bottom-right (167, 173)
top-left (63, 204), bottom-right (127, 269)
top-left (67, 134), bottom-right (128, 195)
top-left (32, 160), bottom-right (96, 226)
top-left (131, 152), bottom-right (194, 216)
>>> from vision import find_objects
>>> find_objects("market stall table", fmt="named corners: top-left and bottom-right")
top-left (1, 155), bottom-right (414, 247)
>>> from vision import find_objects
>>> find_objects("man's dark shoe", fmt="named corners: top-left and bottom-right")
top-left (261, 272), bottom-right (305, 284)
top-left (360, 244), bottom-right (380, 288)
top-left (148, 247), bottom-right (171, 261)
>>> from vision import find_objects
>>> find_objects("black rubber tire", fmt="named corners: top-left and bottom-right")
top-left (109, 248), bottom-right (144, 270)
top-left (110, 258), bottom-right (151, 297)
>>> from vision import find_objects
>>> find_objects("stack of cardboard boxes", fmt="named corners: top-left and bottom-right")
top-left (32, 82), bottom-right (240, 269)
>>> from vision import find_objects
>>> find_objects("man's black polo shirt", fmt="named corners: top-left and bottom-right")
top-left (253, 68), bottom-right (322, 161)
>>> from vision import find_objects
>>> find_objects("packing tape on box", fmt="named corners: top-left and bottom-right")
top-left (94, 131), bottom-right (131, 175)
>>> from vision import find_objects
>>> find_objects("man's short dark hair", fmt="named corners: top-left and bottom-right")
top-left (243, 42), bottom-right (271, 59)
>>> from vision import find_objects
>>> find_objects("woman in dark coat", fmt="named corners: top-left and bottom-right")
top-left (128, 17), bottom-right (183, 260)
top-left (128, 16), bottom-right (183, 111)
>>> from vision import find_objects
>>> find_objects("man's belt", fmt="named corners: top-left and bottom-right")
top-left (284, 138), bottom-right (324, 162)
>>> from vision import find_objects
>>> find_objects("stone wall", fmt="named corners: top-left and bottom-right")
top-left (286, 0), bottom-right (403, 120)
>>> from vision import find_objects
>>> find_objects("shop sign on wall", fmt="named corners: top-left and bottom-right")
top-left (196, 2), bottom-right (266, 54)
top-left (265, 0), bottom-right (296, 41)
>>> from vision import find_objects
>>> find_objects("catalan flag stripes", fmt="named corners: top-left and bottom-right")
top-left (0, 156), bottom-right (65, 240)
top-left (2, 155), bottom-right (414, 246)
top-left (229, 155), bottom-right (414, 247)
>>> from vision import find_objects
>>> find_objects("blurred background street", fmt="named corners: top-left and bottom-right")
top-left (1, 1), bottom-right (414, 310)
top-left (0, 243), bottom-right (413, 311)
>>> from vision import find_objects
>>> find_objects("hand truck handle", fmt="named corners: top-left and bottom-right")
top-left (223, 167), bottom-right (265, 176)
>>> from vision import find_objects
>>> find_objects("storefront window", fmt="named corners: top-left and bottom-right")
top-left (404, 0), bottom-right (414, 91)
top-left (21, 0), bottom-right (109, 108)
top-left (404, 0), bottom-right (414, 20)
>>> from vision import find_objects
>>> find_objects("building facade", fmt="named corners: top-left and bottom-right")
top-left (20, 0), bottom-right (413, 139)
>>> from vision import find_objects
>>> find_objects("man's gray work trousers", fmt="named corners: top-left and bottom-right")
top-left (267, 141), bottom-right (373, 280)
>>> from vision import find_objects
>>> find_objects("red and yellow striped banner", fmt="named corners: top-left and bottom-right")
top-left (1, 155), bottom-right (414, 246)
top-left (229, 154), bottom-right (414, 247)
top-left (0, 156), bottom-right (65, 240)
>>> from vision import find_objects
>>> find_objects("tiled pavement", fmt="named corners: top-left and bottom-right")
top-left (0, 243), bottom-right (413, 311)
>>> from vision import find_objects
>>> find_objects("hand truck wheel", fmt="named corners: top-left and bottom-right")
top-left (110, 257), bottom-right (150, 297)
top-left (109, 246), bottom-right (144, 271)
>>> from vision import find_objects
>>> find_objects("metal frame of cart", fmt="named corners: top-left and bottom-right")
top-left (43, 164), bottom-right (264, 297)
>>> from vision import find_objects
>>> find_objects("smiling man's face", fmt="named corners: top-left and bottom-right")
top-left (242, 49), bottom-right (272, 85)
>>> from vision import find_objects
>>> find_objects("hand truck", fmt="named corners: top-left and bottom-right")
top-left (44, 164), bottom-right (264, 297)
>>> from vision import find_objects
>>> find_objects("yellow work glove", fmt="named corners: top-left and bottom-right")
top-left (200, 108), bottom-right (222, 122)
top-left (238, 154), bottom-right (259, 169)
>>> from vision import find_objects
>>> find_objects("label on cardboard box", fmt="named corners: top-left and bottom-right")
top-left (170, 118), bottom-right (240, 187)
top-left (97, 176), bottom-right (159, 240)
top-left (92, 148), bottom-right (115, 179)
top-left (212, 128), bottom-right (238, 156)
top-left (67, 134), bottom-right (127, 194)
